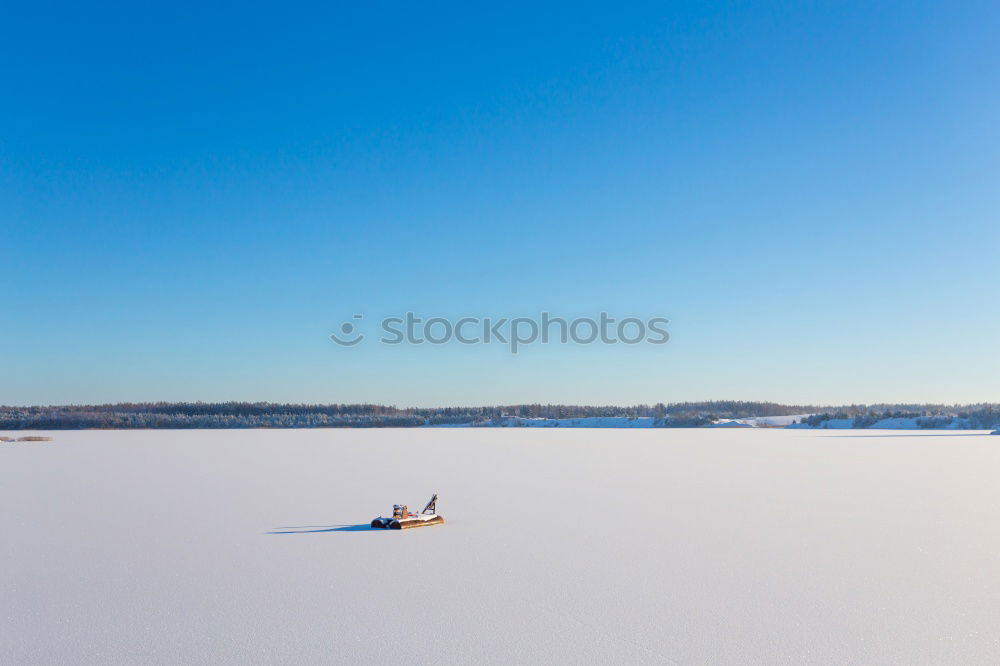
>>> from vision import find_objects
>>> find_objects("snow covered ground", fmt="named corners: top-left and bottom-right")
top-left (466, 416), bottom-right (659, 427)
top-left (3, 428), bottom-right (1000, 664)
top-left (710, 414), bottom-right (812, 427)
top-left (790, 416), bottom-right (979, 430)
top-left (437, 415), bottom-right (988, 430)
top-left (787, 418), bottom-right (855, 429)
top-left (444, 415), bottom-right (812, 428)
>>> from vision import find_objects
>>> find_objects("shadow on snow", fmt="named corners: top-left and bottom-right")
top-left (268, 523), bottom-right (383, 534)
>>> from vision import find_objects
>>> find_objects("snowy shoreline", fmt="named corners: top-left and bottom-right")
top-left (427, 415), bottom-right (997, 430)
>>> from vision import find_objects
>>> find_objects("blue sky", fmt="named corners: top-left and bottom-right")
top-left (3, 1), bottom-right (998, 406)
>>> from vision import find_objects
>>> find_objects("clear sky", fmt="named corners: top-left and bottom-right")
top-left (3, 1), bottom-right (998, 407)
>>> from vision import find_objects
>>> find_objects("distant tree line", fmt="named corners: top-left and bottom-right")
top-left (1, 401), bottom-right (997, 430)
top-left (802, 404), bottom-right (1000, 429)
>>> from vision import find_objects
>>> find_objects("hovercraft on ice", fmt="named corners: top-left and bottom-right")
top-left (371, 493), bottom-right (444, 530)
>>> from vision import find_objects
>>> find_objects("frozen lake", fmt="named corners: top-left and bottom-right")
top-left (3, 428), bottom-right (999, 664)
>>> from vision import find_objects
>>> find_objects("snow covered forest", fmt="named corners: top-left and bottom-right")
top-left (2, 401), bottom-right (999, 430)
